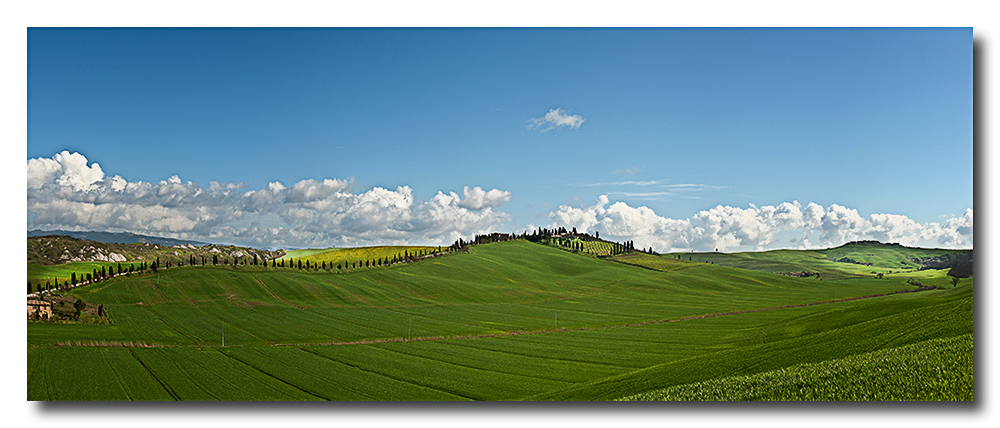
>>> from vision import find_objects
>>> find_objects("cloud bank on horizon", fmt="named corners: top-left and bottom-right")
top-left (547, 196), bottom-right (973, 253)
top-left (27, 151), bottom-right (973, 251)
top-left (28, 151), bottom-right (511, 248)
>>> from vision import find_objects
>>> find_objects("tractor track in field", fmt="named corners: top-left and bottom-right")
top-left (254, 276), bottom-right (306, 309)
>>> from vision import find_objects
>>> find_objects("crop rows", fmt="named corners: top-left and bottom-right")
top-left (33, 244), bottom-right (951, 348)
top-left (28, 286), bottom-right (971, 401)
top-left (618, 333), bottom-right (973, 401)
top-left (28, 241), bottom-right (974, 400)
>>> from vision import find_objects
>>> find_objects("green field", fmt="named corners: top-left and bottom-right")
top-left (28, 261), bottom-right (120, 283)
top-left (618, 334), bottom-right (973, 401)
top-left (27, 240), bottom-right (973, 400)
top-left (279, 245), bottom-right (443, 268)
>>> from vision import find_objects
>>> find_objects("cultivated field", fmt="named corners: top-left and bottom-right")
top-left (280, 246), bottom-right (442, 269)
top-left (27, 240), bottom-right (973, 400)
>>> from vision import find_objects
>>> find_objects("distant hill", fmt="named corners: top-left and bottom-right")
top-left (27, 234), bottom-right (284, 266)
top-left (27, 229), bottom-right (207, 247)
top-left (665, 240), bottom-right (972, 279)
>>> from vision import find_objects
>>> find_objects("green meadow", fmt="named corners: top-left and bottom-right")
top-left (279, 245), bottom-right (442, 268)
top-left (27, 240), bottom-right (973, 400)
top-left (28, 261), bottom-right (129, 285)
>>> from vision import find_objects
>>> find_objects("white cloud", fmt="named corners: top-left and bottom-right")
top-left (457, 186), bottom-right (512, 210)
top-left (26, 152), bottom-right (972, 252)
top-left (27, 150), bottom-right (105, 191)
top-left (27, 152), bottom-right (513, 248)
top-left (547, 196), bottom-right (973, 252)
top-left (527, 108), bottom-right (584, 132)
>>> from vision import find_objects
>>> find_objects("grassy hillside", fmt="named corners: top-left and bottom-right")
top-left (535, 285), bottom-right (971, 400)
top-left (27, 240), bottom-right (973, 400)
top-left (617, 333), bottom-right (972, 401)
top-left (280, 246), bottom-right (442, 268)
top-left (28, 261), bottom-right (124, 285)
top-left (665, 241), bottom-right (970, 279)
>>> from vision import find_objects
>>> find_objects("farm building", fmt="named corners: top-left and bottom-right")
top-left (27, 300), bottom-right (52, 320)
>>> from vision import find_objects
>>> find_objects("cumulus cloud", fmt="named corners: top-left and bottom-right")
top-left (547, 196), bottom-right (973, 252)
top-left (27, 152), bottom-right (512, 248)
top-left (527, 108), bottom-right (585, 132)
top-left (457, 186), bottom-right (512, 210)
top-left (28, 150), bottom-right (105, 191)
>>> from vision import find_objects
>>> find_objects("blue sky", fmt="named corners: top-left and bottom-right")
top-left (26, 28), bottom-right (973, 251)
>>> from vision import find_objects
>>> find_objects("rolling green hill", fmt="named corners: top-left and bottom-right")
top-left (664, 241), bottom-right (971, 279)
top-left (27, 240), bottom-right (973, 400)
